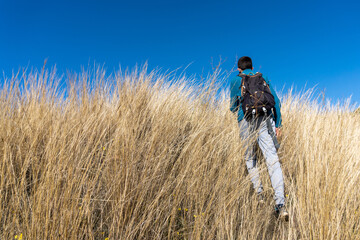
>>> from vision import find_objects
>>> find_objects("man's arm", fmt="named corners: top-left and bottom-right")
top-left (230, 76), bottom-right (241, 113)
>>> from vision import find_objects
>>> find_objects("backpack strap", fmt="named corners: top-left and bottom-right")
top-left (253, 72), bottom-right (262, 77)
top-left (238, 73), bottom-right (247, 97)
top-left (265, 117), bottom-right (280, 150)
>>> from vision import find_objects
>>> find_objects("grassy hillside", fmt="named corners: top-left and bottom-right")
top-left (0, 66), bottom-right (359, 239)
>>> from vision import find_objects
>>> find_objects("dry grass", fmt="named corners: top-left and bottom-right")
top-left (0, 65), bottom-right (359, 239)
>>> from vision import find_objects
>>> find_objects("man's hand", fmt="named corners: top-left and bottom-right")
top-left (275, 127), bottom-right (282, 138)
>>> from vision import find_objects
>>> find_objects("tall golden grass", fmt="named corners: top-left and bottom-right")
top-left (0, 65), bottom-right (359, 239)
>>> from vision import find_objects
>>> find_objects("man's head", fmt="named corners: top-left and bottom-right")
top-left (238, 56), bottom-right (253, 72)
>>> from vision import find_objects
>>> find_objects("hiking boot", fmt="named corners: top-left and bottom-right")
top-left (275, 204), bottom-right (289, 221)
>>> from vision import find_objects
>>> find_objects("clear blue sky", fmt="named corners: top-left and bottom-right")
top-left (1, 0), bottom-right (360, 104)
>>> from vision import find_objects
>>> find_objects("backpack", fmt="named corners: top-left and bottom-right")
top-left (239, 72), bottom-right (275, 118)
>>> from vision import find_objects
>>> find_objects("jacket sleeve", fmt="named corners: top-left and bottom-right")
top-left (230, 76), bottom-right (241, 113)
top-left (265, 76), bottom-right (282, 128)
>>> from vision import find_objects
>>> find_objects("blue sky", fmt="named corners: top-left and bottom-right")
top-left (1, 0), bottom-right (360, 104)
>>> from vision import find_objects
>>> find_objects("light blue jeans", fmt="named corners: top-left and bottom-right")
top-left (239, 117), bottom-right (285, 205)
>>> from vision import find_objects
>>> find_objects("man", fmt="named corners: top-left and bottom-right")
top-left (230, 56), bottom-right (289, 220)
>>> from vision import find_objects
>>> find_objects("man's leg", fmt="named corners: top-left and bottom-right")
top-left (239, 120), bottom-right (263, 194)
top-left (257, 118), bottom-right (285, 205)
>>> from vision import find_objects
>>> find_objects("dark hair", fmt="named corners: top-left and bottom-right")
top-left (238, 56), bottom-right (252, 70)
